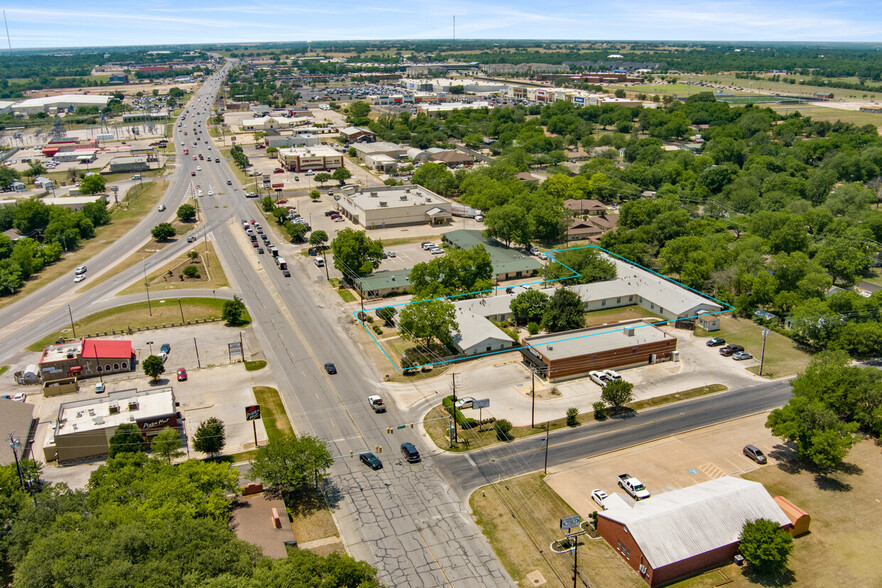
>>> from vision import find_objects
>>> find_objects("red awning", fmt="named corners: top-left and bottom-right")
top-left (68, 366), bottom-right (82, 373)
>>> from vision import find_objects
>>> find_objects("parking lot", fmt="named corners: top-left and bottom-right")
top-left (544, 413), bottom-right (779, 519)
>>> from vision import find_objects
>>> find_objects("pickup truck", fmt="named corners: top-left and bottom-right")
top-left (617, 473), bottom-right (650, 500)
top-left (368, 395), bottom-right (386, 413)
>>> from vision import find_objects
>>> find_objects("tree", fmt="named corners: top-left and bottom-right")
top-left (309, 230), bottom-right (329, 248)
top-left (593, 401), bottom-right (608, 420)
top-left (151, 223), bottom-right (175, 241)
top-left (309, 189), bottom-right (321, 201)
top-left (107, 423), bottom-right (145, 457)
top-left (494, 419), bottom-right (513, 440)
top-left (193, 417), bottom-right (226, 457)
top-left (23, 162), bottom-right (45, 182)
top-left (397, 299), bottom-right (458, 349)
top-left (182, 265), bottom-right (200, 278)
top-left (566, 407), bottom-right (579, 426)
top-left (484, 203), bottom-right (532, 247)
top-left (510, 289), bottom-right (550, 325)
top-left (0, 166), bottom-right (21, 190)
top-left (151, 428), bottom-right (183, 462)
top-left (544, 248), bottom-right (617, 285)
top-left (82, 200), bottom-right (111, 227)
top-left (249, 434), bottom-right (333, 491)
top-left (314, 172), bottom-right (331, 186)
top-left (345, 101), bottom-right (371, 125)
top-left (602, 379), bottom-right (635, 409)
top-left (78, 174), bottom-right (106, 195)
top-left (142, 355), bottom-right (165, 381)
top-left (286, 221), bottom-right (309, 242)
top-left (408, 245), bottom-right (493, 299)
top-left (176, 203), bottom-right (196, 222)
top-left (412, 162), bottom-right (456, 196)
top-left (739, 518), bottom-right (794, 575)
top-left (376, 306), bottom-right (396, 326)
top-left (541, 288), bottom-right (585, 333)
top-left (330, 228), bottom-right (384, 280)
top-left (222, 295), bottom-right (247, 325)
top-left (331, 166), bottom-right (352, 185)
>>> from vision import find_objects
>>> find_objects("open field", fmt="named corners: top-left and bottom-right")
top-left (471, 472), bottom-right (643, 588)
top-left (673, 440), bottom-right (882, 587)
top-left (770, 105), bottom-right (882, 128)
top-left (695, 316), bottom-right (812, 379)
top-left (117, 241), bottom-right (227, 295)
top-left (0, 179), bottom-right (168, 308)
top-left (690, 73), bottom-right (882, 101)
top-left (614, 82), bottom-right (717, 97)
top-left (26, 297), bottom-right (247, 352)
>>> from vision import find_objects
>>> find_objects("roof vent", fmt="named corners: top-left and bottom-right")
top-left (400, 195), bottom-right (408, 200)
top-left (370, 192), bottom-right (378, 197)
top-left (128, 400), bottom-right (139, 411)
top-left (625, 328), bottom-right (635, 337)
top-left (546, 345), bottom-right (554, 351)
top-left (93, 416), bottom-right (104, 425)
top-left (379, 201), bottom-right (387, 207)
top-left (108, 404), bottom-right (120, 414)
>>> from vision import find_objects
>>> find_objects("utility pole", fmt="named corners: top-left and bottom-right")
top-left (531, 368), bottom-right (536, 428)
top-left (544, 422), bottom-right (550, 475)
top-left (7, 432), bottom-right (25, 492)
top-left (193, 337), bottom-right (201, 369)
top-left (177, 298), bottom-right (185, 324)
top-left (759, 328), bottom-right (770, 376)
top-left (67, 305), bottom-right (76, 338)
top-left (143, 264), bottom-right (152, 316)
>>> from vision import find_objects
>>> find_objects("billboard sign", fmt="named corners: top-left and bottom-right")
top-left (473, 398), bottom-right (490, 409)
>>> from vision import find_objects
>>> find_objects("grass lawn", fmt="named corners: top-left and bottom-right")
top-left (27, 297), bottom-right (248, 352)
top-left (219, 148), bottom-right (254, 186)
top-left (691, 73), bottom-right (882, 102)
top-left (0, 366), bottom-right (7, 376)
top-left (611, 82), bottom-right (712, 97)
top-left (471, 472), bottom-right (643, 588)
top-left (252, 386), bottom-right (293, 442)
top-left (0, 180), bottom-right (168, 309)
top-left (244, 360), bottom-right (267, 371)
top-left (326, 279), bottom-right (356, 302)
top-left (672, 440), bottom-right (882, 588)
top-left (116, 241), bottom-right (228, 295)
top-left (695, 316), bottom-right (813, 379)
top-left (770, 105), bottom-right (882, 128)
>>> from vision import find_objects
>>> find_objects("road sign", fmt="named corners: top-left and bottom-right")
top-left (473, 398), bottom-right (490, 409)
top-left (396, 425), bottom-right (406, 430)
top-left (560, 515), bottom-right (581, 530)
top-left (245, 405), bottom-right (261, 421)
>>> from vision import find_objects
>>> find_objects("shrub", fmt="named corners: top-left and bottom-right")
top-left (527, 321), bottom-right (540, 335)
top-left (593, 401), bottom-right (607, 420)
top-left (566, 407), bottom-right (580, 426)
top-left (182, 265), bottom-right (200, 278)
top-left (372, 325), bottom-right (382, 335)
top-left (442, 395), bottom-right (478, 429)
top-left (494, 419), bottom-right (513, 440)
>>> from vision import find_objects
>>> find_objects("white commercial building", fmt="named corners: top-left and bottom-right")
top-left (277, 145), bottom-right (343, 172)
top-left (241, 116), bottom-right (310, 132)
top-left (42, 194), bottom-right (108, 211)
top-left (336, 185), bottom-right (452, 229)
top-left (417, 101), bottom-right (491, 115)
top-left (353, 141), bottom-right (407, 160)
top-left (12, 94), bottom-right (111, 115)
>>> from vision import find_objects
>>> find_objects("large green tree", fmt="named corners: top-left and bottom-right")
top-left (249, 434), bottom-right (334, 492)
top-left (151, 428), bottom-right (183, 463)
top-left (602, 379), bottom-right (635, 409)
top-left (176, 203), bottom-right (196, 222)
top-left (150, 222), bottom-right (175, 242)
top-left (107, 423), bottom-right (145, 457)
top-left (78, 174), bottom-right (106, 195)
top-left (193, 417), bottom-right (226, 458)
top-left (397, 299), bottom-right (458, 349)
top-left (408, 245), bottom-right (493, 299)
top-left (738, 518), bottom-right (794, 575)
top-left (222, 295), bottom-right (247, 325)
top-left (330, 228), bottom-right (384, 280)
top-left (544, 247), bottom-right (617, 285)
top-left (142, 355), bottom-right (165, 381)
top-left (510, 289), bottom-right (549, 325)
top-left (541, 288), bottom-right (585, 333)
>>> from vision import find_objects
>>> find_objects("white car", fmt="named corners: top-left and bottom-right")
top-left (603, 369), bottom-right (622, 381)
top-left (74, 274), bottom-right (85, 283)
top-left (196, 165), bottom-right (201, 171)
top-left (454, 397), bottom-right (476, 409)
top-left (591, 489), bottom-right (609, 509)
top-left (158, 204), bottom-right (166, 212)
top-left (12, 393), bottom-right (25, 402)
top-left (589, 370), bottom-right (609, 387)
top-left (207, 189), bottom-right (213, 196)
top-left (430, 248), bottom-right (444, 255)
top-left (74, 265), bottom-right (87, 275)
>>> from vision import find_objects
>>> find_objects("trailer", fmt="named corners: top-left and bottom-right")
top-left (451, 204), bottom-right (482, 219)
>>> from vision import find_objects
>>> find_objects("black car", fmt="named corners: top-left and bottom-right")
top-left (719, 344), bottom-right (744, 357)
top-left (706, 337), bottom-right (726, 347)
top-left (324, 362), bottom-right (337, 374)
top-left (282, 269), bottom-right (291, 277)
top-left (743, 445), bottom-right (767, 464)
top-left (400, 442), bottom-right (420, 463)
top-left (359, 452), bottom-right (383, 470)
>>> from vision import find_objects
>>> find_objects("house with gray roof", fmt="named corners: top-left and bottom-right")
top-left (597, 477), bottom-right (792, 586)
top-left (451, 307), bottom-right (517, 356)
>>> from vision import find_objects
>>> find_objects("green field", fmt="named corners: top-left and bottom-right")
top-left (770, 105), bottom-right (882, 128)
top-left (690, 73), bottom-right (882, 101)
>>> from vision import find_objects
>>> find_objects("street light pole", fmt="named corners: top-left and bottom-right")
top-left (143, 264), bottom-right (152, 316)
top-left (759, 328), bottom-right (770, 376)
top-left (67, 305), bottom-right (77, 339)
top-left (451, 373), bottom-right (459, 445)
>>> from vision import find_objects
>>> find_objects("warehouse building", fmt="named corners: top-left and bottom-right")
top-left (12, 94), bottom-right (111, 115)
top-left (353, 141), bottom-right (407, 160)
top-left (43, 387), bottom-right (179, 463)
top-left (39, 339), bottom-right (134, 383)
top-left (54, 149), bottom-right (97, 163)
top-left (108, 156), bottom-right (149, 173)
top-left (277, 145), bottom-right (343, 172)
top-left (520, 319), bottom-right (676, 381)
top-left (42, 195), bottom-right (109, 211)
top-left (597, 477), bottom-right (792, 586)
top-left (264, 133), bottom-right (320, 149)
top-left (337, 185), bottom-right (451, 229)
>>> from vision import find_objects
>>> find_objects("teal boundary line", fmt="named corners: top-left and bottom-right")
top-left (352, 245), bottom-right (735, 372)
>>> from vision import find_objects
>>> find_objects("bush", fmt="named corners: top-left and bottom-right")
top-left (566, 407), bottom-right (580, 426)
top-left (494, 419), bottom-right (513, 440)
top-left (593, 401), bottom-right (608, 420)
top-left (372, 325), bottom-right (382, 335)
top-left (442, 395), bottom-right (477, 429)
top-left (527, 321), bottom-right (540, 335)
top-left (182, 265), bottom-right (200, 278)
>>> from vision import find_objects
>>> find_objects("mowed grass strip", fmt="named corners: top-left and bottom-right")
top-left (0, 180), bottom-right (168, 307)
top-left (27, 297), bottom-right (247, 352)
top-left (471, 472), bottom-right (643, 588)
top-left (116, 241), bottom-right (228, 295)
top-left (251, 386), bottom-right (293, 442)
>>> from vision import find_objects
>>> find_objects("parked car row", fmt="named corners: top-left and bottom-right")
top-left (588, 369), bottom-right (622, 387)
top-left (420, 241), bottom-right (444, 255)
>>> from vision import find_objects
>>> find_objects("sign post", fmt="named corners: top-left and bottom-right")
top-left (473, 398), bottom-right (490, 431)
top-left (245, 405), bottom-right (261, 448)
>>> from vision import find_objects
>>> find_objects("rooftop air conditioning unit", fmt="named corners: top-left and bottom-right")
top-left (546, 345), bottom-right (554, 351)
top-left (625, 328), bottom-right (635, 337)
top-left (93, 416), bottom-right (104, 425)
top-left (108, 404), bottom-right (120, 414)
top-left (370, 192), bottom-right (378, 197)
top-left (400, 195), bottom-right (407, 200)
top-left (379, 201), bottom-right (387, 207)
top-left (128, 401), bottom-right (139, 411)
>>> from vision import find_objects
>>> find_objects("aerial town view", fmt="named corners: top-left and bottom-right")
top-left (1, 3), bottom-right (881, 587)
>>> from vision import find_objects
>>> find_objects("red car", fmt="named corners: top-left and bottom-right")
top-left (273, 168), bottom-right (285, 173)
top-left (176, 368), bottom-right (187, 381)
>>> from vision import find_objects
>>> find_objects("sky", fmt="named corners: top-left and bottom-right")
top-left (5, 1), bottom-right (882, 49)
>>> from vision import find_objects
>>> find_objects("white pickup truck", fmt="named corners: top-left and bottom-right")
top-left (617, 473), bottom-right (650, 500)
top-left (368, 395), bottom-right (386, 413)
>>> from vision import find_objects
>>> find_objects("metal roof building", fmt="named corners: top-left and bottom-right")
top-left (597, 477), bottom-right (792, 586)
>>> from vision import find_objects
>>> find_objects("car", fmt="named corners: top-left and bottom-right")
top-left (719, 344), bottom-right (744, 357)
top-left (226, 180), bottom-right (232, 185)
top-left (187, 236), bottom-right (196, 243)
top-left (743, 444), bottom-right (767, 464)
top-left (314, 258), bottom-right (325, 268)
top-left (157, 204), bottom-right (166, 212)
top-left (324, 362), bottom-right (337, 374)
top-left (387, 251), bottom-right (396, 258)
top-left (12, 393), bottom-right (25, 402)
top-left (74, 265), bottom-right (87, 275)
top-left (706, 337), bottom-right (726, 347)
top-left (333, 216), bottom-right (344, 222)
top-left (359, 452), bottom-right (383, 470)
top-left (732, 351), bottom-right (753, 360)
top-left (94, 382), bottom-right (106, 394)
top-left (603, 369), bottom-right (622, 381)
top-left (589, 370), bottom-right (609, 387)
top-left (282, 269), bottom-right (291, 277)
top-left (421, 242), bottom-right (434, 250)
top-left (430, 248), bottom-right (444, 255)
top-left (591, 489), bottom-right (609, 509)
top-left (454, 397), bottom-right (476, 409)
top-left (273, 168), bottom-right (284, 173)
top-left (252, 241), bottom-right (259, 248)
top-left (207, 189), bottom-right (213, 196)
top-left (74, 275), bottom-right (85, 283)
top-left (176, 368), bottom-right (188, 381)
top-left (159, 343), bottom-right (170, 354)
top-left (191, 171), bottom-right (196, 176)
top-left (529, 247), bottom-right (540, 256)
top-left (400, 442), bottom-right (421, 463)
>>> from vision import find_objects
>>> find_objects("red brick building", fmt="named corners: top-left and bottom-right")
top-left (596, 477), bottom-right (792, 586)
top-left (39, 338), bottom-right (134, 382)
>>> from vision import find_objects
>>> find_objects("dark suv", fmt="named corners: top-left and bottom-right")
top-left (400, 442), bottom-right (420, 463)
top-left (719, 344), bottom-right (744, 357)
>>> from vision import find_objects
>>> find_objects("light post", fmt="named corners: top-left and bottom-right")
top-left (143, 264), bottom-right (152, 316)
top-left (759, 328), bottom-right (770, 376)
top-left (146, 341), bottom-right (154, 356)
